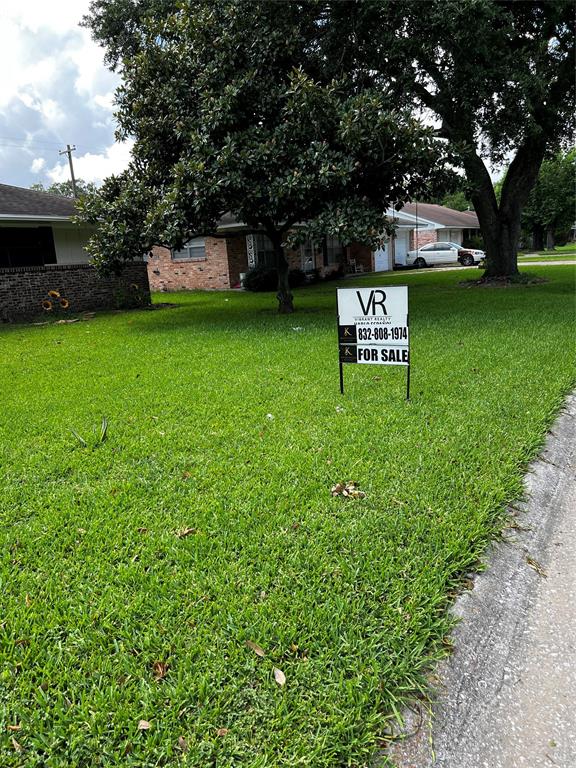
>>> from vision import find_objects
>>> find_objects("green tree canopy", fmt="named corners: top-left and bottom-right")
top-left (317, 0), bottom-right (575, 277)
top-left (80, 0), bottom-right (450, 312)
top-left (521, 148), bottom-right (576, 249)
top-left (30, 180), bottom-right (99, 198)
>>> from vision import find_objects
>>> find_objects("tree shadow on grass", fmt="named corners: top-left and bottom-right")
top-left (122, 266), bottom-right (575, 336)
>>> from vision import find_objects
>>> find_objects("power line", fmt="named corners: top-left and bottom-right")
top-left (0, 136), bottom-right (112, 153)
top-left (0, 135), bottom-right (63, 148)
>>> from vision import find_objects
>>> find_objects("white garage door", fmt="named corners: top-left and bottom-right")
top-left (373, 243), bottom-right (391, 271)
top-left (394, 231), bottom-right (409, 265)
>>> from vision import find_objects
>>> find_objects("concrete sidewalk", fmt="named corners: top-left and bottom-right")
top-left (386, 394), bottom-right (576, 768)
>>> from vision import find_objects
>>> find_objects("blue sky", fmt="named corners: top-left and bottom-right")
top-left (0, 0), bottom-right (132, 189)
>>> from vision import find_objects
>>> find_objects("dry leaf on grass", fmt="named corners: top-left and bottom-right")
top-left (246, 640), bottom-right (266, 657)
top-left (175, 527), bottom-right (198, 538)
top-left (12, 738), bottom-right (22, 752)
top-left (177, 736), bottom-right (189, 752)
top-left (273, 667), bottom-right (286, 686)
top-left (216, 728), bottom-right (229, 737)
top-left (7, 725), bottom-right (21, 732)
top-left (331, 481), bottom-right (366, 499)
top-left (25, 594), bottom-right (32, 607)
top-left (137, 527), bottom-right (148, 534)
top-left (152, 661), bottom-right (169, 680)
top-left (138, 720), bottom-right (151, 731)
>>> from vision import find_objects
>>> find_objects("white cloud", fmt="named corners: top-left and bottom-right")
top-left (0, 1), bottom-right (126, 187)
top-left (46, 140), bottom-right (135, 185)
top-left (1, 0), bottom-right (88, 33)
top-left (93, 92), bottom-right (117, 112)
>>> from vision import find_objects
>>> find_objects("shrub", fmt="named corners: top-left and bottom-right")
top-left (288, 268), bottom-right (307, 287)
top-left (462, 235), bottom-right (485, 250)
top-left (322, 264), bottom-right (345, 281)
top-left (243, 266), bottom-right (309, 292)
top-left (114, 283), bottom-right (149, 308)
top-left (243, 266), bottom-right (278, 292)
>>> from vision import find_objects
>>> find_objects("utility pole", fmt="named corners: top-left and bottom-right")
top-left (59, 144), bottom-right (78, 197)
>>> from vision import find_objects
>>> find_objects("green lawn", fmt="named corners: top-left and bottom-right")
top-left (518, 243), bottom-right (576, 260)
top-left (518, 253), bottom-right (576, 261)
top-left (1, 266), bottom-right (575, 767)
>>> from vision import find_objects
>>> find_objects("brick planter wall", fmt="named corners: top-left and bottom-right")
top-left (0, 262), bottom-right (150, 322)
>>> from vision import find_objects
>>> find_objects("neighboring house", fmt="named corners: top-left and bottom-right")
top-left (398, 202), bottom-right (481, 265)
top-left (0, 183), bottom-right (150, 321)
top-left (147, 207), bottom-right (442, 291)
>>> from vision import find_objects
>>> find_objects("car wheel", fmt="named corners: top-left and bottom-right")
top-left (414, 257), bottom-right (427, 268)
top-left (460, 253), bottom-right (474, 266)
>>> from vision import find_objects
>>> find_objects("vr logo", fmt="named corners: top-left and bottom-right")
top-left (356, 290), bottom-right (387, 315)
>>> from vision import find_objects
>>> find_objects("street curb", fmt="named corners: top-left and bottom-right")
top-left (383, 393), bottom-right (576, 767)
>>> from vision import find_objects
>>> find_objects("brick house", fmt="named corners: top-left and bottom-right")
top-left (147, 207), bottom-right (444, 291)
top-left (0, 183), bottom-right (150, 321)
top-left (399, 203), bottom-right (481, 265)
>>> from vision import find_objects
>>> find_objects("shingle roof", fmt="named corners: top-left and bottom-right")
top-left (400, 202), bottom-right (479, 229)
top-left (0, 183), bottom-right (77, 218)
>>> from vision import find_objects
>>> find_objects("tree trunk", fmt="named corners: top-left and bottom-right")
top-left (269, 232), bottom-right (294, 313)
top-left (532, 225), bottom-right (544, 251)
top-left (545, 228), bottom-right (555, 250)
top-left (462, 135), bottom-right (546, 278)
top-left (464, 165), bottom-right (520, 277)
top-left (478, 210), bottom-right (522, 277)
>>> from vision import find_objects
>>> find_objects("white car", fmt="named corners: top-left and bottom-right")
top-left (405, 241), bottom-right (485, 268)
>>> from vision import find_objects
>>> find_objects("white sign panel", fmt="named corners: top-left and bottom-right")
top-left (337, 286), bottom-right (409, 367)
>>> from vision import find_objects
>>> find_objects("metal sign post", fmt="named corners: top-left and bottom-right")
top-left (336, 286), bottom-right (410, 399)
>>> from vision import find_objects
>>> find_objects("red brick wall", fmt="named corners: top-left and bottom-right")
top-left (286, 247), bottom-right (302, 270)
top-left (0, 262), bottom-right (150, 322)
top-left (226, 235), bottom-right (249, 287)
top-left (410, 230), bottom-right (437, 250)
top-left (147, 234), bottom-right (381, 292)
top-left (148, 237), bottom-right (232, 291)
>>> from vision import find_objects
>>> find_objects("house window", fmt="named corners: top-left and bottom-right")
top-left (172, 237), bottom-right (206, 261)
top-left (300, 236), bottom-right (344, 270)
top-left (0, 226), bottom-right (56, 267)
top-left (325, 235), bottom-right (344, 265)
top-left (253, 234), bottom-right (277, 267)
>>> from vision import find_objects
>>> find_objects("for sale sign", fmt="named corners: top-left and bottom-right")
top-left (337, 286), bottom-right (409, 365)
top-left (336, 286), bottom-right (410, 397)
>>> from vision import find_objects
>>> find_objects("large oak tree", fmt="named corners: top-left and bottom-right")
top-left (80, 0), bottom-right (448, 312)
top-left (319, 0), bottom-right (575, 277)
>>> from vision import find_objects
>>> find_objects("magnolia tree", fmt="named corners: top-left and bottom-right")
top-left (79, 0), bottom-right (449, 312)
top-left (318, 0), bottom-right (575, 278)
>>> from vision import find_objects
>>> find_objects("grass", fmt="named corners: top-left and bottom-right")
top-left (518, 253), bottom-right (576, 261)
top-left (1, 265), bottom-right (575, 767)
top-left (518, 243), bottom-right (576, 260)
